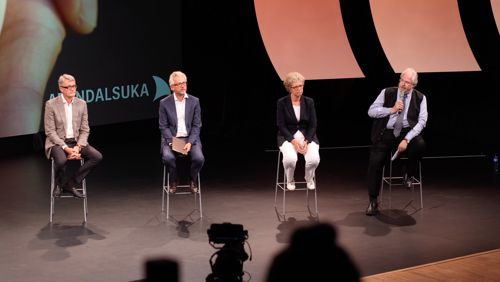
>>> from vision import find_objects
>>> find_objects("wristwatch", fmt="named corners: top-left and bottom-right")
top-left (404, 138), bottom-right (410, 144)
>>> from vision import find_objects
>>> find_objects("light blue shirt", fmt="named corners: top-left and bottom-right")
top-left (368, 88), bottom-right (428, 141)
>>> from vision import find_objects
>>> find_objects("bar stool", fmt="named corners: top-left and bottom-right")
top-left (162, 159), bottom-right (202, 219)
top-left (275, 151), bottom-right (318, 217)
top-left (50, 157), bottom-right (88, 222)
top-left (380, 155), bottom-right (423, 210)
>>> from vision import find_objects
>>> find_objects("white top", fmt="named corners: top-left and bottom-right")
top-left (174, 93), bottom-right (189, 137)
top-left (62, 95), bottom-right (74, 139)
top-left (293, 105), bottom-right (300, 122)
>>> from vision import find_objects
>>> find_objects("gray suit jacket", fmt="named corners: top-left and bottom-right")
top-left (44, 95), bottom-right (90, 158)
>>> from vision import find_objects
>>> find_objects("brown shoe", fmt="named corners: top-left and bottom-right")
top-left (189, 179), bottom-right (198, 193)
top-left (169, 178), bottom-right (179, 194)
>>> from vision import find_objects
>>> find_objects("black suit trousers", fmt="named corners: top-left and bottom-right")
top-left (50, 139), bottom-right (103, 187)
top-left (367, 129), bottom-right (425, 198)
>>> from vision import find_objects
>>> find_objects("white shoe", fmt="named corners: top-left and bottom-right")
top-left (306, 178), bottom-right (315, 190)
top-left (287, 181), bottom-right (296, 191)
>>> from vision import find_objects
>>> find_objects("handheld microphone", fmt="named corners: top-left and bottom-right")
top-left (398, 91), bottom-right (405, 113)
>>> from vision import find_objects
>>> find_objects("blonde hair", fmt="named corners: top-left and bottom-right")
top-left (283, 72), bottom-right (305, 92)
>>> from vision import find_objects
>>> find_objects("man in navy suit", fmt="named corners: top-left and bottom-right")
top-left (159, 71), bottom-right (204, 193)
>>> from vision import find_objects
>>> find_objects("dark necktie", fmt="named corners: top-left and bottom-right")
top-left (393, 94), bottom-right (407, 137)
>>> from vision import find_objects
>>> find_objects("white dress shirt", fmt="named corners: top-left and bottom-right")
top-left (62, 95), bottom-right (74, 139)
top-left (174, 93), bottom-right (189, 137)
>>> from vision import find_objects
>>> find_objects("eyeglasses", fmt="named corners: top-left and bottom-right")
top-left (171, 81), bottom-right (187, 87)
top-left (291, 84), bottom-right (304, 90)
top-left (399, 79), bottom-right (413, 86)
top-left (61, 85), bottom-right (77, 90)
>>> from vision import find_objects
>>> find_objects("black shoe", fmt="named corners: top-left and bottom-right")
top-left (63, 179), bottom-right (85, 198)
top-left (169, 178), bottom-right (179, 194)
top-left (365, 202), bottom-right (378, 215)
top-left (189, 179), bottom-right (198, 193)
top-left (66, 187), bottom-right (85, 198)
top-left (53, 185), bottom-right (62, 198)
top-left (403, 173), bottom-right (412, 190)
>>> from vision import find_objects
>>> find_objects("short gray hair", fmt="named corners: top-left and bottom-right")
top-left (58, 74), bottom-right (76, 86)
top-left (283, 72), bottom-right (305, 92)
top-left (401, 68), bottom-right (418, 86)
top-left (169, 71), bottom-right (187, 85)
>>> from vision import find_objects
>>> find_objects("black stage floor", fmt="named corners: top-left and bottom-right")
top-left (1, 136), bottom-right (499, 282)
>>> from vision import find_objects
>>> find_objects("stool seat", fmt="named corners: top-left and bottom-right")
top-left (50, 158), bottom-right (88, 222)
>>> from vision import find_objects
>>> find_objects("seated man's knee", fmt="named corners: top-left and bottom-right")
top-left (53, 159), bottom-right (67, 168)
top-left (92, 151), bottom-right (103, 163)
top-left (411, 136), bottom-right (426, 152)
top-left (162, 153), bottom-right (176, 166)
top-left (192, 154), bottom-right (205, 166)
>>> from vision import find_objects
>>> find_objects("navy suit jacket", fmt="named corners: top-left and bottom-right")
top-left (159, 93), bottom-right (202, 151)
top-left (277, 94), bottom-right (319, 147)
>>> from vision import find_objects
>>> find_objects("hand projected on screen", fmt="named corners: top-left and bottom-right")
top-left (0, 0), bottom-right (97, 138)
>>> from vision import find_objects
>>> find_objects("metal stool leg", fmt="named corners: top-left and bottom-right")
top-left (162, 166), bottom-right (165, 211)
top-left (50, 160), bottom-right (55, 222)
top-left (409, 161), bottom-right (423, 209)
top-left (81, 159), bottom-right (87, 222)
top-left (274, 151), bottom-right (287, 215)
top-left (379, 156), bottom-right (395, 209)
top-left (167, 170), bottom-right (170, 219)
top-left (380, 166), bottom-right (385, 205)
top-left (196, 173), bottom-right (202, 217)
top-left (419, 161), bottom-right (423, 208)
top-left (162, 166), bottom-right (171, 218)
top-left (282, 154), bottom-right (286, 216)
top-left (389, 155), bottom-right (393, 209)
top-left (309, 173), bottom-right (318, 215)
top-left (274, 152), bottom-right (280, 209)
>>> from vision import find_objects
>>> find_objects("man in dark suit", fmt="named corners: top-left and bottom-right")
top-left (159, 71), bottom-right (204, 194)
top-left (44, 74), bottom-right (103, 198)
top-left (366, 68), bottom-right (427, 215)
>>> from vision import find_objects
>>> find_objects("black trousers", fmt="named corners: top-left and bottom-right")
top-left (367, 129), bottom-right (425, 198)
top-left (50, 139), bottom-right (103, 187)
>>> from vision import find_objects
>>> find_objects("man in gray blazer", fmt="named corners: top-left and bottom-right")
top-left (159, 71), bottom-right (204, 194)
top-left (45, 74), bottom-right (103, 198)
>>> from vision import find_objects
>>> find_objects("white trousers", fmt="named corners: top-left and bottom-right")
top-left (279, 132), bottom-right (320, 183)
